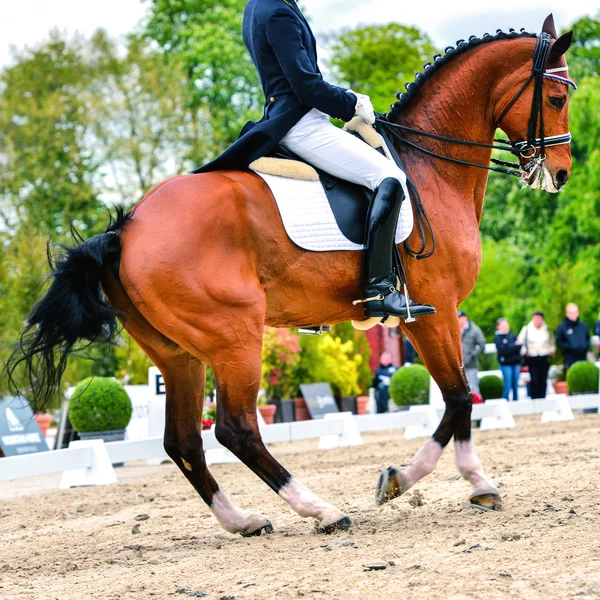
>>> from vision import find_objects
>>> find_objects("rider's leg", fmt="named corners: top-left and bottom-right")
top-left (281, 109), bottom-right (403, 190)
top-left (281, 110), bottom-right (435, 319)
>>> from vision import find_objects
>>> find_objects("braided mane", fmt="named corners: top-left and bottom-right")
top-left (388, 29), bottom-right (537, 118)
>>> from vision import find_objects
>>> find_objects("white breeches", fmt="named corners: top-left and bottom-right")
top-left (280, 108), bottom-right (407, 192)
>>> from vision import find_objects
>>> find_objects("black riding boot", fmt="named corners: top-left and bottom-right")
top-left (355, 178), bottom-right (436, 320)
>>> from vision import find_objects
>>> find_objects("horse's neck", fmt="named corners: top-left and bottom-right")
top-left (394, 40), bottom-right (533, 221)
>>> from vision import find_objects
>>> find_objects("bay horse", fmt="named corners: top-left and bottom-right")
top-left (6, 17), bottom-right (575, 536)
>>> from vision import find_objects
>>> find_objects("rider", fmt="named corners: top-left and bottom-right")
top-left (194, 0), bottom-right (435, 320)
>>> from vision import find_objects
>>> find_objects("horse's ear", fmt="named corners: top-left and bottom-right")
top-left (542, 13), bottom-right (558, 38)
top-left (548, 30), bottom-right (574, 63)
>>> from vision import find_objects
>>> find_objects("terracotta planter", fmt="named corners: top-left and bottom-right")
top-left (294, 397), bottom-right (311, 421)
top-left (356, 395), bottom-right (369, 415)
top-left (34, 413), bottom-right (53, 437)
top-left (258, 404), bottom-right (277, 424)
top-left (553, 381), bottom-right (569, 395)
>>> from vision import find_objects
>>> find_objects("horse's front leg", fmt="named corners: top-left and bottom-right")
top-left (375, 309), bottom-right (500, 509)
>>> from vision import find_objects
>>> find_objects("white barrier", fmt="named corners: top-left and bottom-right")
top-left (404, 405), bottom-right (440, 440)
top-left (476, 399), bottom-right (516, 430)
top-left (2, 395), bottom-right (599, 487)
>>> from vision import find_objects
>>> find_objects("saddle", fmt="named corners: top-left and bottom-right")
top-left (250, 117), bottom-right (393, 245)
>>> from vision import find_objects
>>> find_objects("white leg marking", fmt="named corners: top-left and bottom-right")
top-left (401, 438), bottom-right (443, 490)
top-left (454, 440), bottom-right (498, 496)
top-left (279, 478), bottom-right (346, 527)
top-left (211, 489), bottom-right (270, 534)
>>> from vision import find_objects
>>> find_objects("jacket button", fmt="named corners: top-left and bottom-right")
top-left (270, 96), bottom-right (275, 102)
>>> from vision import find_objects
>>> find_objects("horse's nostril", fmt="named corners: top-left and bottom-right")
top-left (556, 169), bottom-right (569, 187)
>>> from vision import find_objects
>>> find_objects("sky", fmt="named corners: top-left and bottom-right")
top-left (0, 0), bottom-right (598, 68)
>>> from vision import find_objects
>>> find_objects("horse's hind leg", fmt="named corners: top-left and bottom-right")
top-left (211, 338), bottom-right (351, 533)
top-left (102, 278), bottom-right (273, 536)
top-left (375, 309), bottom-right (499, 508)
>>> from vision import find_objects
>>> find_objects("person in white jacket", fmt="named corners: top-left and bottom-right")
top-left (517, 311), bottom-right (555, 399)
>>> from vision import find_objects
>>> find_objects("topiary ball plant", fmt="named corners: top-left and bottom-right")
top-left (479, 374), bottom-right (504, 400)
top-left (566, 361), bottom-right (599, 394)
top-left (69, 377), bottom-right (133, 433)
top-left (389, 364), bottom-right (430, 407)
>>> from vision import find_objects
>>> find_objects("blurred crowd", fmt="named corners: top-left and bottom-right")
top-left (462, 303), bottom-right (599, 401)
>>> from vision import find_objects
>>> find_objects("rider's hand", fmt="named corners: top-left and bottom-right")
top-left (347, 89), bottom-right (375, 125)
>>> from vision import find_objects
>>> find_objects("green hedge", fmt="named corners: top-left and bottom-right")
top-left (389, 364), bottom-right (430, 406)
top-left (69, 377), bottom-right (132, 433)
top-left (479, 374), bottom-right (504, 400)
top-left (566, 361), bottom-right (599, 394)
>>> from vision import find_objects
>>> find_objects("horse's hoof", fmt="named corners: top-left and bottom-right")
top-left (319, 515), bottom-right (352, 534)
top-left (241, 521), bottom-right (274, 537)
top-left (470, 493), bottom-right (502, 511)
top-left (375, 466), bottom-right (406, 505)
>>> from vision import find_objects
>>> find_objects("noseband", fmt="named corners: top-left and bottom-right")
top-left (377, 33), bottom-right (577, 180)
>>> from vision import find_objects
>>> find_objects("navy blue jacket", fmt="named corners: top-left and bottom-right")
top-left (192, 0), bottom-right (357, 174)
top-left (494, 332), bottom-right (522, 366)
top-left (556, 318), bottom-right (590, 362)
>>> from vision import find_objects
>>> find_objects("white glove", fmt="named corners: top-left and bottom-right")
top-left (348, 89), bottom-right (375, 125)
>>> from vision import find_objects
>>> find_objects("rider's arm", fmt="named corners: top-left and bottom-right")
top-left (265, 9), bottom-right (356, 121)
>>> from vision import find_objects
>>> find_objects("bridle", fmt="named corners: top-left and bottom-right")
top-left (376, 33), bottom-right (577, 181)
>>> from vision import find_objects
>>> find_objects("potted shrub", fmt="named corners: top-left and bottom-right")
top-left (69, 377), bottom-right (133, 444)
top-left (552, 364), bottom-right (569, 395)
top-left (479, 374), bottom-right (504, 400)
top-left (34, 412), bottom-right (53, 437)
top-left (261, 328), bottom-right (301, 421)
top-left (257, 394), bottom-right (277, 424)
top-left (566, 361), bottom-right (599, 413)
top-left (390, 364), bottom-right (430, 408)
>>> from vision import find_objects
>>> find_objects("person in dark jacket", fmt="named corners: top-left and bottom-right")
top-left (494, 318), bottom-right (522, 401)
top-left (556, 303), bottom-right (591, 369)
top-left (372, 351), bottom-right (398, 413)
top-left (193, 0), bottom-right (435, 322)
top-left (595, 311), bottom-right (600, 359)
top-left (458, 310), bottom-right (486, 393)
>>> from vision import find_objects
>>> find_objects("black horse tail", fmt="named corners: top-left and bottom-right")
top-left (3, 207), bottom-right (132, 411)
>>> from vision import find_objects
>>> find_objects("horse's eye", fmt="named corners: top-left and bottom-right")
top-left (549, 96), bottom-right (565, 109)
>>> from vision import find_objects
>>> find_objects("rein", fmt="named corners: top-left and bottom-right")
top-left (377, 33), bottom-right (576, 181)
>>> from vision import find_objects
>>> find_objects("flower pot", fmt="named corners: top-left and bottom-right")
top-left (356, 395), bottom-right (369, 415)
top-left (258, 404), bottom-right (277, 424)
top-left (553, 381), bottom-right (569, 395)
top-left (34, 413), bottom-right (53, 437)
top-left (294, 397), bottom-right (311, 421)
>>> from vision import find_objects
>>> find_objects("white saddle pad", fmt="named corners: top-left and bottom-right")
top-left (257, 173), bottom-right (414, 252)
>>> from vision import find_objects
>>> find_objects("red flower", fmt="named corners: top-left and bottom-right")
top-left (201, 419), bottom-right (214, 430)
top-left (471, 391), bottom-right (484, 404)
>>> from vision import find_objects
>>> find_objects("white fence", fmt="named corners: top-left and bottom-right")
top-left (1, 395), bottom-right (599, 488)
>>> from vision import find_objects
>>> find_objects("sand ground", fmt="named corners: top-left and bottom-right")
top-left (1, 414), bottom-right (599, 600)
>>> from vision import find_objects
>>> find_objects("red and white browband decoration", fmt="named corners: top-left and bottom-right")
top-left (544, 66), bottom-right (577, 89)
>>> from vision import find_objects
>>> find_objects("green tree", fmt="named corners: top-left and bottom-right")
top-left (0, 32), bottom-right (105, 236)
top-left (327, 23), bottom-right (439, 113)
top-left (86, 31), bottom-right (202, 202)
top-left (562, 13), bottom-right (600, 81)
top-left (144, 0), bottom-right (262, 162)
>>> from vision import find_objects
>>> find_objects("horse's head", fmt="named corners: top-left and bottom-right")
top-left (495, 14), bottom-right (575, 193)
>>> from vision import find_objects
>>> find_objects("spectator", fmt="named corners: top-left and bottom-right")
top-left (595, 312), bottom-right (600, 359)
top-left (458, 310), bottom-right (486, 394)
top-left (517, 311), bottom-right (555, 399)
top-left (372, 351), bottom-right (398, 414)
top-left (495, 318), bottom-right (521, 401)
top-left (556, 303), bottom-right (591, 369)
